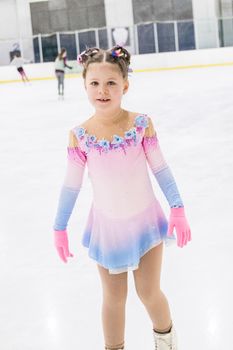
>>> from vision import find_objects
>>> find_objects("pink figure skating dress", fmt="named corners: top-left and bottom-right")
top-left (54, 115), bottom-right (183, 274)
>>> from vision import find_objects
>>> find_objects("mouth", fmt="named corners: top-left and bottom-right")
top-left (97, 98), bottom-right (111, 103)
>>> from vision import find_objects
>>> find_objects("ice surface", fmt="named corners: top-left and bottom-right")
top-left (0, 64), bottom-right (232, 349)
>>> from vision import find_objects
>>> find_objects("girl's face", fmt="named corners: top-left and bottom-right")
top-left (84, 62), bottom-right (129, 113)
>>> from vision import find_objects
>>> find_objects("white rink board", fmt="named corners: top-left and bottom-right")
top-left (1, 46), bottom-right (233, 82)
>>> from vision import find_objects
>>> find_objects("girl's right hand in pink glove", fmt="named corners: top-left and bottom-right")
top-left (54, 230), bottom-right (73, 263)
top-left (167, 207), bottom-right (191, 248)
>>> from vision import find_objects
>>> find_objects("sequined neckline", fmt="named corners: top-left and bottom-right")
top-left (76, 114), bottom-right (148, 142)
top-left (74, 114), bottom-right (148, 153)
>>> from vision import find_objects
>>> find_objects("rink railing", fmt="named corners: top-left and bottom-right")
top-left (1, 17), bottom-right (233, 66)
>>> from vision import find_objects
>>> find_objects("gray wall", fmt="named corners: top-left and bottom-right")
top-left (30, 2), bottom-right (50, 34)
top-left (219, 0), bottom-right (233, 16)
top-left (218, 0), bottom-right (233, 46)
top-left (30, 0), bottom-right (106, 35)
top-left (132, 0), bottom-right (193, 23)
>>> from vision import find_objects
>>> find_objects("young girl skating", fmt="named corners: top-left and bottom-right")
top-left (54, 48), bottom-right (72, 96)
top-left (53, 46), bottom-right (191, 350)
top-left (11, 51), bottom-right (30, 83)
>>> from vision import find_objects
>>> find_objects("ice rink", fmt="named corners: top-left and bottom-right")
top-left (0, 63), bottom-right (232, 350)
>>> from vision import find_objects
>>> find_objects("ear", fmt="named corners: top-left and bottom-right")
top-left (123, 79), bottom-right (129, 94)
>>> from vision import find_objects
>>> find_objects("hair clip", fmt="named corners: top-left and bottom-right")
top-left (111, 49), bottom-right (124, 58)
top-left (77, 47), bottom-right (100, 64)
top-left (111, 46), bottom-right (127, 59)
top-left (77, 52), bottom-right (84, 64)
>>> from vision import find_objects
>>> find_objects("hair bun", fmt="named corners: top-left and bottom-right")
top-left (110, 45), bottom-right (131, 66)
top-left (77, 47), bottom-right (100, 64)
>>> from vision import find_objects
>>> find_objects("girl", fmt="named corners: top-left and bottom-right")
top-left (53, 46), bottom-right (191, 350)
top-left (54, 48), bottom-right (72, 96)
top-left (11, 51), bottom-right (30, 83)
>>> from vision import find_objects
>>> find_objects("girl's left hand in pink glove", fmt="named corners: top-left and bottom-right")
top-left (167, 207), bottom-right (191, 248)
top-left (54, 230), bottom-right (74, 263)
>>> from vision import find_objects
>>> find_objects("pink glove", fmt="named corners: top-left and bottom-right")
top-left (54, 230), bottom-right (73, 263)
top-left (167, 207), bottom-right (191, 248)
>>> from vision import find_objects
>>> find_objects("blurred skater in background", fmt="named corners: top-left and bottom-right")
top-left (54, 48), bottom-right (72, 97)
top-left (11, 51), bottom-right (30, 83)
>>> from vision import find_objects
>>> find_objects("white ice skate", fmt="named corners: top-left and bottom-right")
top-left (153, 326), bottom-right (178, 350)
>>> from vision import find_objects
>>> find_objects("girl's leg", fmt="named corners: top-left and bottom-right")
top-left (56, 73), bottom-right (61, 94)
top-left (58, 75), bottom-right (62, 94)
top-left (19, 71), bottom-right (26, 83)
top-left (97, 265), bottom-right (128, 349)
top-left (22, 70), bottom-right (30, 82)
top-left (133, 243), bottom-right (172, 332)
top-left (60, 73), bottom-right (64, 95)
top-left (57, 75), bottom-right (61, 94)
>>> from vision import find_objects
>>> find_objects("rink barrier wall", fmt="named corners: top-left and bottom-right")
top-left (1, 46), bottom-right (233, 84)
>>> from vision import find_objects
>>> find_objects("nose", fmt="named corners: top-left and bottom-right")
top-left (98, 84), bottom-right (108, 96)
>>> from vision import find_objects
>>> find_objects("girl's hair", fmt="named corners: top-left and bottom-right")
top-left (78, 46), bottom-right (131, 79)
top-left (58, 48), bottom-right (67, 60)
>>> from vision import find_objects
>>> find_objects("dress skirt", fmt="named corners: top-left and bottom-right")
top-left (82, 199), bottom-right (175, 274)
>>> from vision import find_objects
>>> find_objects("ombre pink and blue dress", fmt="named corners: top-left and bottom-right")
top-left (54, 115), bottom-right (183, 274)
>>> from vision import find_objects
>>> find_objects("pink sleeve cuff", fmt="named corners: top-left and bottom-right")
top-left (170, 207), bottom-right (185, 217)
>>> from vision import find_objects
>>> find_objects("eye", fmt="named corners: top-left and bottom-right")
top-left (108, 81), bottom-right (116, 86)
top-left (90, 81), bottom-right (98, 86)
